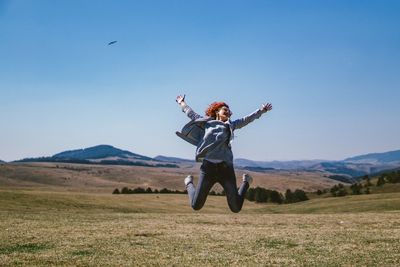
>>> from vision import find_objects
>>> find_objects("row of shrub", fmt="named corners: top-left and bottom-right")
top-left (328, 183), bottom-right (371, 197)
top-left (245, 187), bottom-right (308, 204)
top-left (113, 187), bottom-right (229, 196)
top-left (326, 171), bottom-right (400, 197)
top-left (113, 187), bottom-right (187, 194)
top-left (113, 186), bottom-right (309, 204)
top-left (376, 170), bottom-right (400, 185)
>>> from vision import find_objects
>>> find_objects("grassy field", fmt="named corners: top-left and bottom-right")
top-left (1, 189), bottom-right (400, 266)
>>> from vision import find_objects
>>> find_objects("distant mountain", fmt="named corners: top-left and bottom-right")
top-left (308, 161), bottom-right (378, 181)
top-left (16, 145), bottom-right (178, 168)
top-left (234, 149), bottom-right (400, 181)
top-left (234, 158), bottom-right (324, 170)
top-left (0, 159), bottom-right (4, 163)
top-left (344, 149), bottom-right (400, 164)
top-left (53, 144), bottom-right (152, 161)
top-left (238, 166), bottom-right (275, 172)
top-left (154, 155), bottom-right (195, 164)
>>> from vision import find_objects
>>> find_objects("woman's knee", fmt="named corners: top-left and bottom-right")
top-left (191, 202), bottom-right (204, 211)
top-left (228, 205), bottom-right (241, 213)
top-left (191, 196), bottom-right (207, 210)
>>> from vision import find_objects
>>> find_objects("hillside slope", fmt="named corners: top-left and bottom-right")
top-left (0, 162), bottom-right (340, 193)
top-left (345, 149), bottom-right (400, 163)
top-left (10, 145), bottom-right (400, 181)
top-left (15, 145), bottom-right (180, 168)
top-left (53, 144), bottom-right (152, 161)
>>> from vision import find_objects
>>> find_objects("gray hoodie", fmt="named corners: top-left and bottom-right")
top-left (176, 103), bottom-right (267, 165)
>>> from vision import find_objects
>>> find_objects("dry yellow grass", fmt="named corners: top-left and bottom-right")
top-left (1, 189), bottom-right (400, 266)
top-left (0, 162), bottom-right (338, 193)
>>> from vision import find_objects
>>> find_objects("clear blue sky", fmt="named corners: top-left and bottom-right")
top-left (1, 0), bottom-right (399, 162)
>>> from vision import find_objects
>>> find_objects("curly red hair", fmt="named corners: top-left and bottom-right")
top-left (205, 102), bottom-right (229, 118)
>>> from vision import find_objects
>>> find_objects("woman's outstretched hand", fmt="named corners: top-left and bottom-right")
top-left (261, 103), bottom-right (273, 112)
top-left (176, 94), bottom-right (186, 106)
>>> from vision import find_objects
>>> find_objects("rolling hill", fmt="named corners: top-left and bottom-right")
top-left (12, 145), bottom-right (400, 176)
top-left (6, 145), bottom-right (400, 186)
top-left (0, 162), bottom-right (340, 193)
top-left (53, 144), bottom-right (152, 161)
top-left (344, 149), bottom-right (400, 164)
top-left (232, 150), bottom-right (400, 181)
top-left (234, 159), bottom-right (324, 169)
top-left (153, 155), bottom-right (195, 163)
top-left (15, 145), bottom-right (178, 168)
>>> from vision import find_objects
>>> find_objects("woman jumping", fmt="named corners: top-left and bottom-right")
top-left (175, 94), bottom-right (272, 213)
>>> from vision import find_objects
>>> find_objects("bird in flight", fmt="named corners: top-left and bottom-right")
top-left (108, 41), bottom-right (117, 45)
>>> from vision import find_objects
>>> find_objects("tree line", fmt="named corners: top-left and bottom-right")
top-left (324, 170), bottom-right (400, 197)
top-left (245, 187), bottom-right (308, 204)
top-left (376, 170), bottom-right (400, 185)
top-left (113, 187), bottom-right (187, 194)
top-left (113, 186), bottom-right (309, 204)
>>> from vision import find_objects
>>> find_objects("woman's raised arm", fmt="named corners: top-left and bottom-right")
top-left (231, 102), bottom-right (272, 130)
top-left (176, 94), bottom-right (202, 121)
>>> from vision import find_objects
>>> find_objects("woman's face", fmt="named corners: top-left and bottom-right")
top-left (216, 106), bottom-right (232, 122)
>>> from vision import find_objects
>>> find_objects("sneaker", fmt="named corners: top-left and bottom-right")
top-left (184, 175), bottom-right (194, 186)
top-left (242, 174), bottom-right (253, 185)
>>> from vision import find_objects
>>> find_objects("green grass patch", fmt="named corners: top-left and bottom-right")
top-left (256, 238), bottom-right (298, 249)
top-left (0, 243), bottom-right (51, 254)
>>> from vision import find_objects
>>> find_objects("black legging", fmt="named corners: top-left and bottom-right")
top-left (186, 160), bottom-right (249, 213)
